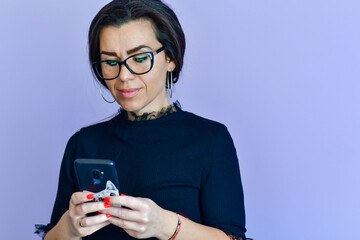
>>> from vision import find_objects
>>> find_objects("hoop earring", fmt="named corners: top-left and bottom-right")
top-left (98, 81), bottom-right (115, 103)
top-left (166, 71), bottom-right (173, 98)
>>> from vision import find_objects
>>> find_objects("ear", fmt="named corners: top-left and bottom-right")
top-left (166, 57), bottom-right (176, 72)
top-left (105, 181), bottom-right (117, 190)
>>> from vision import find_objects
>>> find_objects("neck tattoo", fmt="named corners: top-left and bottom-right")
top-left (127, 105), bottom-right (177, 121)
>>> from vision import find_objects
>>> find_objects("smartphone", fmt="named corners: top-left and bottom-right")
top-left (74, 159), bottom-right (120, 201)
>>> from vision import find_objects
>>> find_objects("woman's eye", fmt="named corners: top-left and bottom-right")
top-left (105, 60), bottom-right (117, 66)
top-left (134, 55), bottom-right (148, 63)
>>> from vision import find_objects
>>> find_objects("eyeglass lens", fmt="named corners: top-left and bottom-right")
top-left (96, 52), bottom-right (153, 80)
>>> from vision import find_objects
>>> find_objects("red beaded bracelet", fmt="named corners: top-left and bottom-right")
top-left (168, 214), bottom-right (181, 240)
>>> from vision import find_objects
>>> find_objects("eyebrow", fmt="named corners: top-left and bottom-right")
top-left (100, 45), bottom-right (152, 58)
top-left (127, 45), bottom-right (152, 54)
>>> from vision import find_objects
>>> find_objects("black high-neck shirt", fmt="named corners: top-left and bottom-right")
top-left (47, 107), bottom-right (246, 239)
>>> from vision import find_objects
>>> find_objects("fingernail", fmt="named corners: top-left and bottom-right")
top-left (120, 193), bottom-right (127, 196)
top-left (98, 211), bottom-right (102, 215)
top-left (106, 214), bottom-right (112, 218)
top-left (87, 194), bottom-right (94, 200)
top-left (104, 197), bottom-right (111, 203)
top-left (104, 203), bottom-right (112, 208)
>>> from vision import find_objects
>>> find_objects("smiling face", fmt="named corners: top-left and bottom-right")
top-left (99, 19), bottom-right (175, 116)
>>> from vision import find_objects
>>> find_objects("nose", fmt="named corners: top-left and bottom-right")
top-left (118, 64), bottom-right (135, 82)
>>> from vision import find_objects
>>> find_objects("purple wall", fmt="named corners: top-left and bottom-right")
top-left (1, 0), bottom-right (359, 239)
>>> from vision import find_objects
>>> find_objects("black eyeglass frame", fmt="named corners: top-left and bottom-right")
top-left (92, 46), bottom-right (165, 80)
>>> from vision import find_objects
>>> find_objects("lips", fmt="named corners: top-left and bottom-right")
top-left (118, 88), bottom-right (140, 98)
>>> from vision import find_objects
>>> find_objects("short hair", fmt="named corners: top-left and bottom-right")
top-left (88, 0), bottom-right (186, 88)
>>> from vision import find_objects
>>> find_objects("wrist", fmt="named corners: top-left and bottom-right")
top-left (45, 214), bottom-right (81, 240)
top-left (156, 210), bottom-right (179, 240)
top-left (168, 214), bottom-right (181, 240)
top-left (53, 211), bottom-right (81, 240)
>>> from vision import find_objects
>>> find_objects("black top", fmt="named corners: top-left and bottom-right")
top-left (46, 107), bottom-right (246, 239)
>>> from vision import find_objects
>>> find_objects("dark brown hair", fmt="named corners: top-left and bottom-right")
top-left (88, 0), bottom-right (186, 88)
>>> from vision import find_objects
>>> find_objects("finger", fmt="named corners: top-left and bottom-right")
top-left (78, 220), bottom-right (111, 236)
top-left (79, 214), bottom-right (112, 228)
top-left (74, 201), bottom-right (113, 216)
top-left (108, 217), bottom-right (145, 232)
top-left (105, 196), bottom-right (149, 211)
top-left (101, 207), bottom-right (144, 222)
top-left (89, 221), bottom-right (111, 233)
top-left (70, 192), bottom-right (95, 206)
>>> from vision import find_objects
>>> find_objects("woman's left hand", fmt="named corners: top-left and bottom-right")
top-left (100, 195), bottom-right (177, 239)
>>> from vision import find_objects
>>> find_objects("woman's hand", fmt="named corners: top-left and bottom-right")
top-left (100, 195), bottom-right (178, 239)
top-left (66, 192), bottom-right (112, 237)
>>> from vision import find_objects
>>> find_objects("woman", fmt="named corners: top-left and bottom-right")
top-left (38, 0), bottom-right (247, 239)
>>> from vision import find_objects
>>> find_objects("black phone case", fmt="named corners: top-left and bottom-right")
top-left (74, 159), bottom-right (120, 195)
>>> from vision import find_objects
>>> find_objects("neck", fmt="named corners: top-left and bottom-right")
top-left (126, 104), bottom-right (177, 121)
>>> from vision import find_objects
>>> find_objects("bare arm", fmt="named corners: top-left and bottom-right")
top-left (101, 196), bottom-right (242, 240)
top-left (45, 192), bottom-right (110, 240)
top-left (44, 211), bottom-right (82, 240)
top-left (157, 210), bottom-right (231, 240)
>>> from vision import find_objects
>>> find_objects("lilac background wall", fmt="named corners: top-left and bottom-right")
top-left (1, 0), bottom-right (359, 239)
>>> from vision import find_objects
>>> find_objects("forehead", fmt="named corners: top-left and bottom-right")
top-left (99, 19), bottom-right (159, 53)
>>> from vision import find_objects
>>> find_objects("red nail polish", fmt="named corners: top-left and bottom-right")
top-left (98, 211), bottom-right (102, 215)
top-left (87, 194), bottom-right (94, 200)
top-left (104, 197), bottom-right (111, 203)
top-left (120, 193), bottom-right (127, 196)
top-left (106, 214), bottom-right (112, 218)
top-left (104, 203), bottom-right (112, 208)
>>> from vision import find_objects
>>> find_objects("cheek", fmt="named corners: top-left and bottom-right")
top-left (143, 70), bottom-right (167, 90)
top-left (104, 81), bottom-right (114, 90)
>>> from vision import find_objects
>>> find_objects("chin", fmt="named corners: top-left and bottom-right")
top-left (119, 100), bottom-right (144, 113)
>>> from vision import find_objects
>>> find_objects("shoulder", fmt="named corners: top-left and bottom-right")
top-left (178, 110), bottom-right (228, 133)
top-left (79, 114), bottom-right (119, 135)
top-left (66, 114), bottom-right (119, 146)
top-left (173, 110), bottom-right (233, 150)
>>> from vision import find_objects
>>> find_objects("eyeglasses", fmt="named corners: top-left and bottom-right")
top-left (92, 46), bottom-right (165, 80)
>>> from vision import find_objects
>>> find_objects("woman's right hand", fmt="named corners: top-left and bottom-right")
top-left (66, 192), bottom-right (112, 238)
